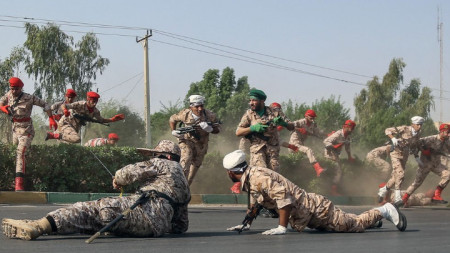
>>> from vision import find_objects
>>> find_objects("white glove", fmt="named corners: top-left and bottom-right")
top-left (171, 130), bottom-right (183, 138)
top-left (391, 137), bottom-right (399, 147)
top-left (199, 122), bottom-right (213, 133)
top-left (226, 224), bottom-right (250, 231)
top-left (262, 225), bottom-right (287, 235)
top-left (415, 156), bottom-right (424, 167)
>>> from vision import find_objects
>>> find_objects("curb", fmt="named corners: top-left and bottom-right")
top-left (0, 191), bottom-right (377, 205)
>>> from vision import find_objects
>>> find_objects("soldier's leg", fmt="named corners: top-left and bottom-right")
top-left (267, 146), bottom-right (280, 172)
top-left (14, 132), bottom-right (33, 191)
top-left (298, 145), bottom-right (317, 164)
top-left (250, 148), bottom-right (268, 168)
top-left (373, 158), bottom-right (392, 180)
top-left (405, 166), bottom-right (430, 196)
top-left (179, 142), bottom-right (194, 179)
top-left (431, 164), bottom-right (450, 203)
top-left (59, 125), bottom-right (81, 143)
top-left (187, 143), bottom-right (208, 185)
top-left (288, 133), bottom-right (301, 154)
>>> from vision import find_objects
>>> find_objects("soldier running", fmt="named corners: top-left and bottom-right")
top-left (401, 123), bottom-right (450, 205)
top-left (50, 89), bottom-right (77, 121)
top-left (323, 120), bottom-right (356, 195)
top-left (0, 77), bottom-right (57, 191)
top-left (365, 144), bottom-right (392, 180)
top-left (45, 91), bottom-right (124, 144)
top-left (84, 133), bottom-right (120, 147)
top-left (169, 95), bottom-right (221, 185)
top-left (2, 140), bottom-right (190, 240)
top-left (223, 150), bottom-right (407, 235)
top-left (378, 116), bottom-right (424, 206)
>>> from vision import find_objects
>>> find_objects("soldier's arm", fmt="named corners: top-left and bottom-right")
top-left (169, 111), bottom-right (183, 130)
top-left (236, 113), bottom-right (251, 137)
top-left (114, 161), bottom-right (158, 186)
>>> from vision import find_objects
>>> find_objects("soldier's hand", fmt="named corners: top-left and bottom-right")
top-left (63, 108), bottom-right (70, 117)
top-left (0, 105), bottom-right (11, 115)
top-left (199, 122), bottom-right (213, 133)
top-left (112, 178), bottom-right (122, 189)
top-left (273, 116), bottom-right (288, 127)
top-left (391, 137), bottom-right (399, 147)
top-left (48, 117), bottom-right (58, 131)
top-left (171, 130), bottom-right (183, 138)
top-left (262, 225), bottom-right (287, 235)
top-left (226, 224), bottom-right (250, 231)
top-left (297, 127), bottom-right (307, 135)
top-left (110, 114), bottom-right (125, 122)
top-left (250, 123), bottom-right (268, 133)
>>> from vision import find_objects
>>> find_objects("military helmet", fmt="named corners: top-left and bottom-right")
top-left (149, 140), bottom-right (181, 156)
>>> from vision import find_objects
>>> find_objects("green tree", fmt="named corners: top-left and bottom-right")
top-left (354, 58), bottom-right (434, 148)
top-left (23, 23), bottom-right (109, 101)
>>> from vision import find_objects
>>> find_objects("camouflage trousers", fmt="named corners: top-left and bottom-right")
top-left (365, 155), bottom-right (391, 180)
top-left (12, 124), bottom-right (34, 175)
top-left (386, 155), bottom-right (408, 190)
top-left (238, 138), bottom-right (250, 153)
top-left (179, 140), bottom-right (208, 185)
top-left (290, 193), bottom-right (382, 232)
top-left (250, 145), bottom-right (280, 172)
top-left (58, 124), bottom-right (81, 144)
top-left (323, 149), bottom-right (342, 184)
top-left (405, 161), bottom-right (450, 195)
top-left (47, 195), bottom-right (173, 237)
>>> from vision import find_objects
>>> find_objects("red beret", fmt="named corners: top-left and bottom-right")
top-left (344, 119), bottom-right (356, 129)
top-left (86, 91), bottom-right (100, 99)
top-left (270, 102), bottom-right (281, 109)
top-left (439, 124), bottom-right (449, 132)
top-left (108, 133), bottom-right (119, 140)
top-left (304, 109), bottom-right (317, 117)
top-left (66, 89), bottom-right (77, 97)
top-left (9, 77), bottom-right (24, 87)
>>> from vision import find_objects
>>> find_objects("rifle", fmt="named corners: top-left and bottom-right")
top-left (174, 122), bottom-right (221, 139)
top-left (85, 191), bottom-right (152, 244)
top-left (238, 204), bottom-right (263, 234)
top-left (73, 113), bottom-right (110, 126)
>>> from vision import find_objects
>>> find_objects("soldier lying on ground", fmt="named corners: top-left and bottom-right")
top-left (2, 140), bottom-right (190, 241)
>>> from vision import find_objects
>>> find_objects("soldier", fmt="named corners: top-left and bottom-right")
top-left (223, 150), bottom-right (407, 235)
top-left (2, 140), bottom-right (190, 241)
top-left (45, 91), bottom-right (124, 144)
top-left (236, 89), bottom-right (294, 172)
top-left (84, 133), bottom-right (120, 147)
top-left (378, 116), bottom-right (424, 206)
top-left (0, 77), bottom-right (57, 191)
top-left (323, 120), bottom-right (356, 195)
top-left (50, 89), bottom-right (77, 121)
top-left (365, 144), bottom-right (392, 180)
top-left (401, 123), bottom-right (450, 205)
top-left (285, 109), bottom-right (326, 177)
top-left (169, 95), bottom-right (221, 185)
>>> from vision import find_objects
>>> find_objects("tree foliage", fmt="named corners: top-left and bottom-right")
top-left (23, 23), bottom-right (109, 101)
top-left (354, 58), bottom-right (435, 148)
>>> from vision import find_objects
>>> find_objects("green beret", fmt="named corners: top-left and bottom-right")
top-left (248, 89), bottom-right (267, 100)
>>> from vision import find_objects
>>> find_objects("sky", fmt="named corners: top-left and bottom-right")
top-left (1, 0), bottom-right (450, 122)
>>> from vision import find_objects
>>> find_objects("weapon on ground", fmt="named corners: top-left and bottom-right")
top-left (73, 113), bottom-right (110, 126)
top-left (238, 204), bottom-right (263, 234)
top-left (85, 191), bottom-right (152, 244)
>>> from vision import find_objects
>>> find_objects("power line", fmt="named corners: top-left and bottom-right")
top-left (102, 72), bottom-right (143, 93)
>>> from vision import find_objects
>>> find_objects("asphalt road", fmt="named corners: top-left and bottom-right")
top-left (1, 204), bottom-right (450, 253)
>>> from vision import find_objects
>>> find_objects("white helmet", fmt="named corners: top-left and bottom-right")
top-left (411, 116), bottom-right (424, 125)
top-left (189, 95), bottom-right (205, 106)
top-left (223, 150), bottom-right (247, 172)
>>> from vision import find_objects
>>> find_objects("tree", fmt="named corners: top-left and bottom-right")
top-left (23, 23), bottom-right (109, 101)
top-left (354, 58), bottom-right (434, 148)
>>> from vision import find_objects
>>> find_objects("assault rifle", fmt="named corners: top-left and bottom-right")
top-left (238, 203), bottom-right (263, 234)
top-left (73, 113), bottom-right (110, 126)
top-left (174, 122), bottom-right (221, 139)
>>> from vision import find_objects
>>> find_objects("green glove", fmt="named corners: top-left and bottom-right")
top-left (250, 123), bottom-right (268, 133)
top-left (273, 116), bottom-right (288, 127)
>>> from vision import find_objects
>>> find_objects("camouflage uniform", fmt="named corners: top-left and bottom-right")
top-left (385, 125), bottom-right (421, 190)
top-left (366, 145), bottom-right (392, 179)
top-left (237, 106), bottom-right (290, 171)
top-left (241, 166), bottom-right (382, 232)
top-left (58, 101), bottom-right (106, 144)
top-left (238, 137), bottom-right (250, 153)
top-left (169, 108), bottom-right (220, 185)
top-left (47, 158), bottom-right (190, 237)
top-left (404, 135), bottom-right (450, 196)
top-left (323, 129), bottom-right (352, 184)
top-left (0, 91), bottom-right (50, 177)
top-left (289, 118), bottom-right (325, 164)
top-left (84, 138), bottom-right (108, 147)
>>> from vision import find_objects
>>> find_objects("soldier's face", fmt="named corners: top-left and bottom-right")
top-left (108, 139), bottom-right (118, 145)
top-left (10, 86), bottom-right (22, 97)
top-left (249, 99), bottom-right (264, 111)
top-left (65, 96), bottom-right (76, 104)
top-left (343, 126), bottom-right (354, 135)
top-left (190, 104), bottom-right (204, 116)
top-left (227, 171), bottom-right (241, 183)
top-left (439, 131), bottom-right (449, 140)
top-left (87, 98), bottom-right (98, 108)
top-left (412, 124), bottom-right (422, 132)
top-left (305, 115), bottom-right (315, 123)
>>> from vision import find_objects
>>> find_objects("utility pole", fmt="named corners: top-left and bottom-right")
top-left (137, 30), bottom-right (152, 147)
top-left (438, 7), bottom-right (444, 124)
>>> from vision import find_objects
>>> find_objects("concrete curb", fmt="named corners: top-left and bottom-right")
top-left (0, 191), bottom-right (378, 205)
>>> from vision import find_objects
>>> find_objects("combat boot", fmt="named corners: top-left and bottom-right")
top-left (431, 186), bottom-right (448, 204)
top-left (376, 203), bottom-right (407, 231)
top-left (2, 218), bottom-right (51, 240)
top-left (313, 162), bottom-right (326, 177)
top-left (15, 176), bottom-right (24, 191)
top-left (45, 132), bottom-right (61, 141)
top-left (393, 190), bottom-right (403, 207)
top-left (378, 184), bottom-right (388, 203)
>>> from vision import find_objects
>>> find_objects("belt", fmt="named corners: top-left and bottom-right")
top-left (12, 117), bottom-right (31, 123)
